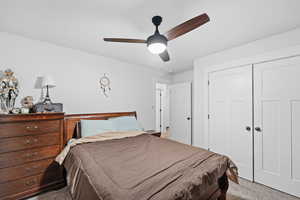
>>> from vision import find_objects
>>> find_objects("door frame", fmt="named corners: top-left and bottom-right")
top-left (155, 83), bottom-right (168, 132)
top-left (153, 78), bottom-right (171, 132)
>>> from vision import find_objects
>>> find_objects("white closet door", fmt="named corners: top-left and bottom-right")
top-left (169, 82), bottom-right (192, 145)
top-left (254, 56), bottom-right (300, 197)
top-left (209, 65), bottom-right (253, 180)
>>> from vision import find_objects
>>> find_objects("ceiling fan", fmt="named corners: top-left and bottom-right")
top-left (103, 13), bottom-right (210, 62)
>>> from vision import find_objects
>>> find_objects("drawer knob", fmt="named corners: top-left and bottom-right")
top-left (25, 152), bottom-right (38, 158)
top-left (24, 138), bottom-right (39, 144)
top-left (25, 165), bottom-right (39, 172)
top-left (25, 178), bottom-right (37, 186)
top-left (26, 125), bottom-right (39, 130)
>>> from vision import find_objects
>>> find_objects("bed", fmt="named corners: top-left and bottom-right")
top-left (58, 112), bottom-right (238, 200)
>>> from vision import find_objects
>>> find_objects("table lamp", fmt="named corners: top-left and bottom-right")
top-left (41, 76), bottom-right (56, 104)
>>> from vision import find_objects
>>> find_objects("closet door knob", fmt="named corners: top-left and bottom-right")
top-left (255, 127), bottom-right (262, 132)
top-left (245, 126), bottom-right (251, 131)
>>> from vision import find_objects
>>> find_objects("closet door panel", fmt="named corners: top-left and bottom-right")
top-left (209, 76), bottom-right (230, 155)
top-left (254, 56), bottom-right (300, 197)
top-left (291, 101), bottom-right (300, 181)
top-left (209, 65), bottom-right (253, 180)
top-left (261, 100), bottom-right (280, 174)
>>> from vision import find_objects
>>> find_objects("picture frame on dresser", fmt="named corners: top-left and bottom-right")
top-left (0, 113), bottom-right (65, 200)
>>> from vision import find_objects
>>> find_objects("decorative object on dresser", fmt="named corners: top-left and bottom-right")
top-left (0, 69), bottom-right (19, 114)
top-left (99, 73), bottom-right (111, 97)
top-left (11, 107), bottom-right (21, 114)
top-left (21, 96), bottom-right (34, 114)
top-left (34, 76), bottom-right (46, 103)
top-left (0, 113), bottom-right (65, 200)
top-left (33, 102), bottom-right (63, 113)
top-left (33, 76), bottom-right (63, 113)
top-left (41, 75), bottom-right (56, 104)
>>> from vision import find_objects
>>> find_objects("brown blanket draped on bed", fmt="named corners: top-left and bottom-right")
top-left (62, 133), bottom-right (238, 200)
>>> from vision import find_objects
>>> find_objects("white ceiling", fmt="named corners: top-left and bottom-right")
top-left (0, 0), bottom-right (300, 72)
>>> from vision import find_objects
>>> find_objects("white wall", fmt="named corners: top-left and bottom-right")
top-left (193, 27), bottom-right (300, 148)
top-left (171, 69), bottom-right (193, 84)
top-left (0, 32), bottom-right (170, 130)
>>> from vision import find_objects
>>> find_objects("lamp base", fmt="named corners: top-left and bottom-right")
top-left (33, 102), bottom-right (63, 113)
top-left (43, 85), bottom-right (52, 104)
top-left (43, 97), bottom-right (52, 104)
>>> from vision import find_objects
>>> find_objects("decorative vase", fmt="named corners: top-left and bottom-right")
top-left (0, 69), bottom-right (19, 114)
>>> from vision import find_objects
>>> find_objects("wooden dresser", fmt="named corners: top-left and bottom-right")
top-left (0, 113), bottom-right (65, 200)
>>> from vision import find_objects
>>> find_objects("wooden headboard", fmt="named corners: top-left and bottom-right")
top-left (63, 111), bottom-right (137, 144)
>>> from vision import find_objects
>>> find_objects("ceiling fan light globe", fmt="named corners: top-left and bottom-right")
top-left (147, 34), bottom-right (168, 54)
top-left (148, 43), bottom-right (166, 54)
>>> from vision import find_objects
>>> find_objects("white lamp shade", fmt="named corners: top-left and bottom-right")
top-left (41, 76), bottom-right (56, 88)
top-left (34, 76), bottom-right (44, 89)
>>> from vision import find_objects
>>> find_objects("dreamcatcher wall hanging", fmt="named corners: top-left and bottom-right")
top-left (99, 73), bottom-right (111, 97)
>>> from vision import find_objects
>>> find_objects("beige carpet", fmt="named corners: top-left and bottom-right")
top-left (228, 178), bottom-right (299, 200)
top-left (29, 178), bottom-right (300, 200)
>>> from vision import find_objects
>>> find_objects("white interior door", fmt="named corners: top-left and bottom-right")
top-left (169, 82), bottom-right (192, 145)
top-left (209, 65), bottom-right (253, 180)
top-left (254, 56), bottom-right (300, 197)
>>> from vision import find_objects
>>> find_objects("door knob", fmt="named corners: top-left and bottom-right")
top-left (187, 117), bottom-right (191, 120)
top-left (255, 127), bottom-right (262, 132)
top-left (246, 126), bottom-right (251, 131)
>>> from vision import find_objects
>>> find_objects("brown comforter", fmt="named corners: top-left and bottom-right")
top-left (63, 134), bottom-right (237, 200)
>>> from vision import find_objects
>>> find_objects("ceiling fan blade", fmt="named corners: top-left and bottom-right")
top-left (164, 13), bottom-right (210, 41)
top-left (159, 50), bottom-right (170, 62)
top-left (103, 38), bottom-right (146, 43)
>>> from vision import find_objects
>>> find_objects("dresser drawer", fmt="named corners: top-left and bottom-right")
top-left (0, 145), bottom-right (60, 169)
top-left (0, 120), bottom-right (60, 139)
top-left (0, 132), bottom-right (60, 154)
top-left (0, 158), bottom-right (60, 184)
top-left (0, 170), bottom-right (63, 199)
